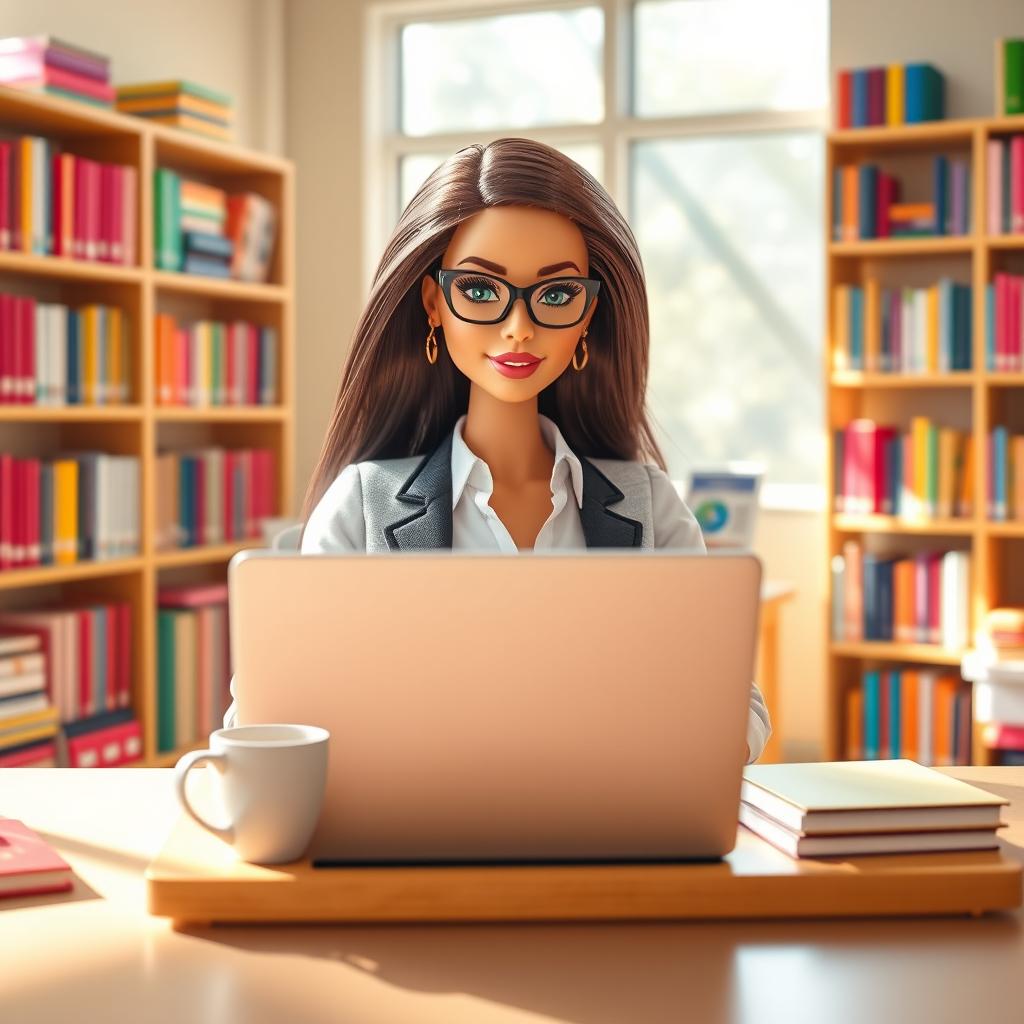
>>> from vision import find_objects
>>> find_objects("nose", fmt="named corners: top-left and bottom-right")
top-left (501, 296), bottom-right (534, 345)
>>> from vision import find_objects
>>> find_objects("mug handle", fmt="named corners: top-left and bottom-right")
top-left (174, 749), bottom-right (235, 844)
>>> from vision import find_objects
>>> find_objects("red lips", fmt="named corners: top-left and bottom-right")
top-left (491, 352), bottom-right (541, 365)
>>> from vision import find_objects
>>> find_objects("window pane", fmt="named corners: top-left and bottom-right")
top-left (631, 134), bottom-right (824, 487)
top-left (401, 8), bottom-right (603, 136)
top-left (398, 144), bottom-right (604, 215)
top-left (633, 0), bottom-right (828, 118)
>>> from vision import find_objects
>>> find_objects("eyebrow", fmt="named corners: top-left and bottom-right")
top-left (455, 256), bottom-right (582, 277)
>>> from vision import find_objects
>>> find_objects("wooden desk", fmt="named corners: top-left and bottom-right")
top-left (758, 580), bottom-right (795, 764)
top-left (3, 767), bottom-right (1023, 1024)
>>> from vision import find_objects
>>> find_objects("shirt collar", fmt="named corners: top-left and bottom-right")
top-left (450, 413), bottom-right (585, 511)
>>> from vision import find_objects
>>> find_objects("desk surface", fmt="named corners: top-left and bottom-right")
top-left (3, 767), bottom-right (1023, 1024)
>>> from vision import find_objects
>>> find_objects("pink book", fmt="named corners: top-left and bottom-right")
top-left (105, 604), bottom-right (117, 711)
top-left (867, 67), bottom-right (885, 125)
top-left (1, 61), bottom-right (114, 103)
top-left (72, 156), bottom-right (87, 259)
top-left (927, 552), bottom-right (942, 645)
top-left (988, 138), bottom-right (1003, 235)
top-left (0, 293), bottom-right (12, 403)
top-left (0, 141), bottom-right (10, 249)
top-left (10, 459), bottom-right (22, 568)
top-left (223, 451), bottom-right (235, 541)
top-left (0, 818), bottom-right (73, 898)
top-left (20, 294), bottom-right (35, 403)
top-left (843, 420), bottom-right (876, 515)
top-left (197, 605), bottom-right (213, 738)
top-left (96, 162), bottom-right (109, 262)
top-left (241, 450), bottom-right (254, 537)
top-left (247, 323), bottom-right (259, 404)
top-left (121, 165), bottom-right (136, 266)
top-left (996, 273), bottom-right (1007, 371)
top-left (1013, 136), bottom-right (1024, 235)
top-left (0, 741), bottom-right (56, 768)
top-left (117, 602), bottom-right (131, 708)
top-left (25, 458), bottom-right (40, 566)
top-left (158, 582), bottom-right (228, 608)
top-left (49, 149), bottom-right (62, 257)
top-left (0, 454), bottom-right (14, 569)
top-left (876, 172), bottom-right (894, 238)
top-left (109, 165), bottom-right (123, 264)
top-left (88, 159), bottom-right (101, 261)
top-left (1010, 275), bottom-right (1022, 372)
top-left (77, 609), bottom-right (92, 716)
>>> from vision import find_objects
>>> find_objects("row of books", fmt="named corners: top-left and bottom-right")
top-left (990, 427), bottom-right (1024, 521)
top-left (156, 447), bottom-right (276, 550)
top-left (0, 35), bottom-right (114, 107)
top-left (832, 280), bottom-right (972, 373)
top-left (116, 80), bottom-right (233, 142)
top-left (831, 542), bottom-right (970, 649)
top-left (834, 418), bottom-right (974, 519)
top-left (834, 63), bottom-right (945, 129)
top-left (0, 452), bottom-right (140, 569)
top-left (739, 760), bottom-right (1003, 859)
top-left (845, 668), bottom-right (972, 765)
top-left (832, 156), bottom-right (969, 241)
top-left (154, 169), bottom-right (276, 282)
top-left (986, 135), bottom-right (1024, 235)
top-left (156, 582), bottom-right (232, 753)
top-left (0, 601), bottom-right (132, 722)
top-left (0, 293), bottom-right (130, 405)
top-left (0, 136), bottom-right (137, 263)
top-left (0, 633), bottom-right (59, 758)
top-left (0, 709), bottom-right (143, 768)
top-left (155, 314), bottom-right (278, 406)
top-left (988, 273), bottom-right (1024, 371)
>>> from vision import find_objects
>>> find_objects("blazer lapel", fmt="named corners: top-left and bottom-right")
top-left (383, 430), bottom-right (454, 550)
top-left (382, 428), bottom-right (644, 550)
top-left (578, 456), bottom-right (644, 548)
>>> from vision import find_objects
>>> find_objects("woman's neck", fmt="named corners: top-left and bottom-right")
top-left (461, 385), bottom-right (554, 487)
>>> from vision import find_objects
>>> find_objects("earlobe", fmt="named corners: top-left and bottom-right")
top-left (421, 275), bottom-right (439, 324)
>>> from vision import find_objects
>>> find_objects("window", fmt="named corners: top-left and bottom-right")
top-left (368, 0), bottom-right (829, 504)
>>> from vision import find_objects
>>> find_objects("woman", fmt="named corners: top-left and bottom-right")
top-left (234, 137), bottom-right (770, 761)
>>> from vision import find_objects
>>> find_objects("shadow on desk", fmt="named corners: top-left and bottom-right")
top-left (170, 911), bottom-right (1021, 1024)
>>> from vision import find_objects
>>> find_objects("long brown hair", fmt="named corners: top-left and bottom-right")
top-left (301, 136), bottom-right (666, 522)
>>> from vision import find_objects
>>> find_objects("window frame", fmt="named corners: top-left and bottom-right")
top-left (364, 0), bottom-right (830, 508)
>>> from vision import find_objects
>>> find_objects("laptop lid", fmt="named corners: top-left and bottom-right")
top-left (229, 550), bottom-right (762, 863)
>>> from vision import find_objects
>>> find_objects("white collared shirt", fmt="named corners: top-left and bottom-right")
top-left (296, 413), bottom-right (772, 762)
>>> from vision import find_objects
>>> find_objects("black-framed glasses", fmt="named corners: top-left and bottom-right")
top-left (436, 268), bottom-right (600, 328)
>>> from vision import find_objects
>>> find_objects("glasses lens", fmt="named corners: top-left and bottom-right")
top-left (447, 273), bottom-right (589, 326)
top-left (448, 273), bottom-right (511, 324)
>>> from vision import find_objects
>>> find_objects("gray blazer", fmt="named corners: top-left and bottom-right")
top-left (353, 428), bottom-right (657, 552)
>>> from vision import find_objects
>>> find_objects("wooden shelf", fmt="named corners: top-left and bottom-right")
top-left (0, 557), bottom-right (146, 590)
top-left (0, 84), bottom-right (295, 768)
top-left (833, 514), bottom-right (977, 535)
top-left (154, 540), bottom-right (266, 569)
top-left (154, 406), bottom-right (287, 422)
top-left (0, 405), bottom-right (144, 421)
top-left (831, 371), bottom-right (975, 388)
top-left (0, 249), bottom-right (143, 283)
top-left (830, 641), bottom-right (966, 666)
top-left (825, 110), bottom-right (1024, 767)
top-left (830, 237), bottom-right (975, 257)
top-left (152, 270), bottom-right (287, 302)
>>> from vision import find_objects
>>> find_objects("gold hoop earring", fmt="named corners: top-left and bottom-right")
top-left (572, 330), bottom-right (589, 372)
top-left (425, 321), bottom-right (438, 365)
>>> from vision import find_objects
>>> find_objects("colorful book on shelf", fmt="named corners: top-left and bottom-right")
top-left (0, 36), bottom-right (109, 81)
top-left (157, 583), bottom-right (231, 753)
top-left (995, 39), bottom-right (1024, 116)
top-left (832, 156), bottom-right (969, 240)
top-left (832, 541), bottom-right (970, 650)
top-left (115, 80), bottom-right (232, 139)
top-left (63, 707), bottom-right (141, 767)
top-left (988, 272), bottom-right (1024, 371)
top-left (987, 427), bottom-right (1024, 521)
top-left (156, 446), bottom-right (274, 550)
top-left (0, 818), bottom-right (74, 898)
top-left (848, 668), bottom-right (970, 765)
top-left (835, 63), bottom-right (944, 128)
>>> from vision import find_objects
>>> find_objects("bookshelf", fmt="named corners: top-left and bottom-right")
top-left (826, 112), bottom-right (1024, 766)
top-left (0, 84), bottom-right (295, 768)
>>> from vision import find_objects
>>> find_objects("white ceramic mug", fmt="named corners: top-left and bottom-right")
top-left (174, 724), bottom-right (329, 864)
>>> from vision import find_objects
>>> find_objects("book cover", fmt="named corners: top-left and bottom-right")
top-left (0, 817), bottom-right (73, 897)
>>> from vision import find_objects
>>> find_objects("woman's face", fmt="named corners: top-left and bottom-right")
top-left (421, 205), bottom-right (598, 404)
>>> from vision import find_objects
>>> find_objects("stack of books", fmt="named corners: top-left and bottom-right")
top-left (0, 633), bottom-right (58, 767)
top-left (739, 759), bottom-right (1007, 858)
top-left (115, 80), bottom-right (232, 141)
top-left (0, 36), bottom-right (114, 108)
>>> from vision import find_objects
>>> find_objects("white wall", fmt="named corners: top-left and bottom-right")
top-left (0, 0), bottom-right (285, 151)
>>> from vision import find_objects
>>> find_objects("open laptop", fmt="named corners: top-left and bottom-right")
top-left (228, 550), bottom-right (763, 865)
